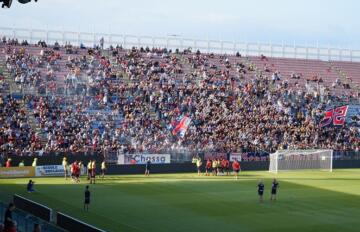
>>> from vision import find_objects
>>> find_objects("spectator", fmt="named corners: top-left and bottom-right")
top-left (33, 224), bottom-right (41, 232)
top-left (100, 37), bottom-right (104, 50)
top-left (53, 42), bottom-right (60, 51)
top-left (0, 40), bottom-right (359, 156)
top-left (260, 54), bottom-right (268, 61)
top-left (4, 203), bottom-right (15, 230)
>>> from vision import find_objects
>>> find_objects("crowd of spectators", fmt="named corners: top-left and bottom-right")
top-left (3, 39), bottom-right (63, 94)
top-left (0, 37), bottom-right (359, 156)
top-left (0, 68), bottom-right (8, 92)
top-left (0, 95), bottom-right (40, 155)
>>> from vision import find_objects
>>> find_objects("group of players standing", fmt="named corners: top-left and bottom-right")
top-left (62, 157), bottom-right (107, 184)
top-left (257, 179), bottom-right (279, 203)
top-left (194, 157), bottom-right (242, 179)
top-left (61, 156), bottom-right (279, 205)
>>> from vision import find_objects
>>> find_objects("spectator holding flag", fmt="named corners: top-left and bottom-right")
top-left (172, 115), bottom-right (192, 137)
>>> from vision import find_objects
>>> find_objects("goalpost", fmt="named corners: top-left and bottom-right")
top-left (269, 149), bottom-right (333, 173)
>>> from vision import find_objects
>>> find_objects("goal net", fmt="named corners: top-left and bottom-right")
top-left (269, 149), bottom-right (333, 173)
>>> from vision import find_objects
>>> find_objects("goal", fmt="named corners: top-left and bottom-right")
top-left (269, 149), bottom-right (333, 173)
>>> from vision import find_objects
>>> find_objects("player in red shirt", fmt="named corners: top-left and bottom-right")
top-left (205, 159), bottom-right (212, 176)
top-left (71, 162), bottom-right (80, 183)
top-left (221, 158), bottom-right (226, 175)
top-left (5, 158), bottom-right (11, 168)
top-left (74, 162), bottom-right (80, 183)
top-left (224, 159), bottom-right (230, 176)
top-left (232, 159), bottom-right (241, 179)
top-left (70, 162), bottom-right (76, 182)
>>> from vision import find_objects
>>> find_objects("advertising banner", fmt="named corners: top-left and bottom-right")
top-left (229, 153), bottom-right (268, 162)
top-left (229, 153), bottom-right (242, 162)
top-left (204, 153), bottom-right (227, 160)
top-left (35, 165), bottom-right (65, 177)
top-left (0, 167), bottom-right (35, 178)
top-left (36, 165), bottom-right (85, 176)
top-left (117, 154), bottom-right (171, 165)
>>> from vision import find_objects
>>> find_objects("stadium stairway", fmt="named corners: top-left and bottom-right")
top-left (0, 64), bottom-right (10, 95)
top-left (0, 55), bottom-right (19, 95)
top-left (0, 52), bottom-right (47, 145)
top-left (25, 106), bottom-right (48, 147)
top-left (330, 61), bottom-right (360, 91)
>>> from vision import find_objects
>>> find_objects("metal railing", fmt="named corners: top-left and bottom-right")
top-left (0, 202), bottom-right (65, 232)
top-left (1, 27), bottom-right (360, 62)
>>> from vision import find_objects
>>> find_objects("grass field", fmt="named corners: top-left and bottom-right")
top-left (1, 169), bottom-right (360, 232)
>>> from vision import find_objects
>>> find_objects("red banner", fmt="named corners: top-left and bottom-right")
top-left (333, 105), bottom-right (348, 125)
top-left (319, 109), bottom-right (334, 127)
top-left (320, 105), bottom-right (349, 127)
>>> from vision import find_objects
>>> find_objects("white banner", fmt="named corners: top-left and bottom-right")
top-left (36, 165), bottom-right (86, 176)
top-left (117, 154), bottom-right (171, 165)
top-left (36, 165), bottom-right (65, 177)
top-left (229, 154), bottom-right (242, 162)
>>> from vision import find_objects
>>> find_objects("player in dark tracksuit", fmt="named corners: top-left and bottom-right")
top-left (270, 179), bottom-right (279, 201)
top-left (84, 185), bottom-right (90, 211)
top-left (258, 181), bottom-right (264, 203)
top-left (145, 160), bottom-right (151, 176)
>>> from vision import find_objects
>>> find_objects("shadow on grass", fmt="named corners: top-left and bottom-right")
top-left (1, 175), bottom-right (360, 232)
top-left (103, 173), bottom-right (260, 180)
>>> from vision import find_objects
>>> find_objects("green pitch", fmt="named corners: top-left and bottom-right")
top-left (1, 169), bottom-right (360, 232)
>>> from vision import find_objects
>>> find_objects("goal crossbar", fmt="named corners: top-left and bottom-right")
top-left (269, 149), bottom-right (333, 173)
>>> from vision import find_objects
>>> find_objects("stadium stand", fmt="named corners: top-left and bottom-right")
top-left (0, 36), bottom-right (359, 158)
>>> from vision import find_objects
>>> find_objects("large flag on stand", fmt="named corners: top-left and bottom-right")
top-left (319, 109), bottom-right (334, 127)
top-left (172, 116), bottom-right (191, 138)
top-left (319, 105), bottom-right (356, 127)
